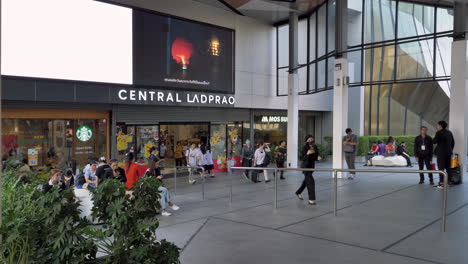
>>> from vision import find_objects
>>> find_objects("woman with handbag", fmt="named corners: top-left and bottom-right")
top-left (275, 140), bottom-right (287, 180)
top-left (295, 135), bottom-right (321, 205)
top-left (253, 142), bottom-right (271, 183)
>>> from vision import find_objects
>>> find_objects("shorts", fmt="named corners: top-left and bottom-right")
top-left (204, 164), bottom-right (214, 171)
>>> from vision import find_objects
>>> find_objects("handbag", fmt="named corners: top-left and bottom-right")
top-left (430, 163), bottom-right (436, 170)
top-left (450, 154), bottom-right (459, 169)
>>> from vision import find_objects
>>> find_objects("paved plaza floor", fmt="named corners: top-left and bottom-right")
top-left (156, 161), bottom-right (468, 264)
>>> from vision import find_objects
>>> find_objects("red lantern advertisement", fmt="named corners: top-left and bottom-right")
top-left (171, 38), bottom-right (194, 70)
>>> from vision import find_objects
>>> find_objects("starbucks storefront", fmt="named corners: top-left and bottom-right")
top-left (2, 109), bottom-right (110, 169)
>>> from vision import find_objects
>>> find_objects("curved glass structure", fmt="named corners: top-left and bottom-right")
top-left (276, 0), bottom-right (453, 136)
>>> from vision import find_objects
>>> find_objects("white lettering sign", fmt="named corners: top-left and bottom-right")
top-left (116, 89), bottom-right (235, 106)
top-left (260, 116), bottom-right (288, 123)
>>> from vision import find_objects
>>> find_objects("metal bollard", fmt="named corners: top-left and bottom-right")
top-left (228, 164), bottom-right (233, 204)
top-left (333, 170), bottom-right (338, 216)
top-left (202, 168), bottom-right (205, 201)
top-left (174, 168), bottom-right (177, 195)
top-left (274, 169), bottom-right (278, 209)
top-left (442, 171), bottom-right (448, 232)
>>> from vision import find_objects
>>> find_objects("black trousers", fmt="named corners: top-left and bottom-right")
top-left (276, 162), bottom-right (285, 178)
top-left (437, 154), bottom-right (452, 184)
top-left (296, 171), bottom-right (316, 201)
top-left (417, 156), bottom-right (433, 182)
top-left (401, 153), bottom-right (411, 167)
top-left (242, 158), bottom-right (252, 178)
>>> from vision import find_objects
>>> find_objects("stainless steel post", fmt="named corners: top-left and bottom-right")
top-left (333, 170), bottom-right (338, 216)
top-left (274, 169), bottom-right (278, 209)
top-left (202, 167), bottom-right (205, 201)
top-left (442, 171), bottom-right (448, 232)
top-left (174, 167), bottom-right (177, 195)
top-left (229, 163), bottom-right (233, 204)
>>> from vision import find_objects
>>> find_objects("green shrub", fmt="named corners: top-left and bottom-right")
top-left (1, 168), bottom-right (180, 264)
top-left (323, 135), bottom-right (419, 156)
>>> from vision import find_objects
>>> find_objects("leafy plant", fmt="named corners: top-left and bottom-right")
top-left (89, 178), bottom-right (180, 263)
top-left (1, 168), bottom-right (180, 264)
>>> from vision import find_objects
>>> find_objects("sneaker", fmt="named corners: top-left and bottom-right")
top-left (430, 181), bottom-right (434, 185)
top-left (265, 179), bottom-right (271, 183)
top-left (210, 174), bottom-right (215, 178)
top-left (242, 172), bottom-right (249, 181)
top-left (189, 180), bottom-right (196, 184)
top-left (161, 211), bottom-right (172, 216)
top-left (437, 185), bottom-right (445, 189)
top-left (170, 204), bottom-right (180, 211)
top-left (418, 180), bottom-right (424, 184)
top-left (347, 175), bottom-right (354, 180)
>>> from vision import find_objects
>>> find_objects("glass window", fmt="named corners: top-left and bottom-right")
top-left (253, 116), bottom-right (287, 145)
top-left (327, 57), bottom-right (334, 88)
top-left (378, 85), bottom-right (390, 135)
top-left (317, 59), bottom-right (326, 89)
top-left (309, 63), bottom-right (316, 92)
top-left (299, 66), bottom-right (308, 93)
top-left (348, 50), bottom-right (362, 84)
top-left (397, 40), bottom-right (434, 79)
top-left (309, 13), bottom-right (317, 61)
top-left (398, 3), bottom-right (435, 38)
top-left (364, 45), bottom-right (395, 82)
top-left (435, 37), bottom-right (452, 78)
top-left (347, 0), bottom-right (363, 47)
top-left (135, 125), bottom-right (159, 162)
top-left (210, 124), bottom-right (227, 171)
top-left (317, 5), bottom-right (327, 57)
top-left (327, 0), bottom-right (336, 53)
top-left (298, 19), bottom-right (308, 64)
top-left (436, 7), bottom-right (453, 32)
top-left (278, 25), bottom-right (289, 67)
top-left (364, 0), bottom-right (396, 43)
top-left (227, 123), bottom-right (243, 167)
top-left (278, 68), bottom-right (289, 96)
top-left (2, 118), bottom-right (108, 169)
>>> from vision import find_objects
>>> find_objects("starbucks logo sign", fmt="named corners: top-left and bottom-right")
top-left (76, 125), bottom-right (92, 142)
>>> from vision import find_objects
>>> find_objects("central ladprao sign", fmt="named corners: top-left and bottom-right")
top-left (114, 88), bottom-right (235, 107)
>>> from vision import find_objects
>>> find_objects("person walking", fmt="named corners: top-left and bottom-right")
top-left (241, 139), bottom-right (254, 181)
top-left (275, 140), bottom-right (287, 180)
top-left (295, 135), bottom-right (320, 205)
top-left (186, 143), bottom-right (203, 184)
top-left (203, 146), bottom-right (214, 177)
top-left (343, 128), bottom-right (358, 180)
top-left (414, 126), bottom-right (434, 185)
top-left (252, 142), bottom-right (271, 183)
top-left (433, 121), bottom-right (455, 188)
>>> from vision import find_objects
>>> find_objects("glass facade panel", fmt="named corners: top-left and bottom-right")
top-left (364, 0), bottom-right (396, 43)
top-left (278, 25), bottom-right (289, 67)
top-left (327, 0), bottom-right (336, 53)
top-left (327, 57), bottom-right (334, 88)
top-left (309, 63), bottom-right (316, 92)
top-left (309, 13), bottom-right (317, 61)
top-left (365, 82), bottom-right (449, 136)
top-left (347, 0), bottom-right (363, 47)
top-left (436, 7), bottom-right (453, 32)
top-left (278, 68), bottom-right (289, 96)
top-left (364, 45), bottom-right (395, 82)
top-left (398, 3), bottom-right (434, 38)
top-left (348, 50), bottom-right (362, 84)
top-left (298, 19), bottom-right (308, 64)
top-left (397, 40), bottom-right (434, 79)
top-left (299, 66), bottom-right (308, 93)
top-left (317, 5), bottom-right (326, 57)
top-left (210, 124), bottom-right (227, 171)
top-left (317, 59), bottom-right (326, 89)
top-left (436, 37), bottom-right (452, 78)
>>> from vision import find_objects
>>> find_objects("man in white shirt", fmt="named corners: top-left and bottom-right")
top-left (186, 143), bottom-right (203, 184)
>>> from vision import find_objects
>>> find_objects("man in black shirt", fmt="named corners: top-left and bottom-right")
top-left (95, 157), bottom-right (111, 183)
top-left (433, 121), bottom-right (455, 187)
top-left (414, 126), bottom-right (434, 185)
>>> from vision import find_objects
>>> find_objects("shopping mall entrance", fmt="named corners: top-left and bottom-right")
top-left (159, 123), bottom-right (209, 167)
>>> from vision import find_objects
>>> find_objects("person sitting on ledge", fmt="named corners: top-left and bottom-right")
top-left (384, 137), bottom-right (396, 157)
top-left (396, 142), bottom-right (413, 167)
top-left (364, 141), bottom-right (380, 166)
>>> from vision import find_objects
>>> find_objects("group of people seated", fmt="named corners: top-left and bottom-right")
top-left (365, 136), bottom-right (412, 167)
top-left (41, 154), bottom-right (179, 217)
